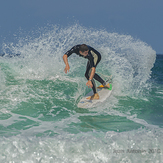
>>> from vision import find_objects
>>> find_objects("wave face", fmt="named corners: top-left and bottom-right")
top-left (1, 24), bottom-right (162, 163)
top-left (1, 24), bottom-right (156, 95)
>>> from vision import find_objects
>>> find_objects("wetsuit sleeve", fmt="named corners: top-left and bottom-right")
top-left (65, 46), bottom-right (77, 57)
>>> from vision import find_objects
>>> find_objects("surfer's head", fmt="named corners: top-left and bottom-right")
top-left (79, 44), bottom-right (89, 56)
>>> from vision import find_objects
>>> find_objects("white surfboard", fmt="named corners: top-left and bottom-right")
top-left (77, 83), bottom-right (112, 108)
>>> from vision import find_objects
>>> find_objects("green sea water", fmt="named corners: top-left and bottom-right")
top-left (0, 25), bottom-right (162, 162)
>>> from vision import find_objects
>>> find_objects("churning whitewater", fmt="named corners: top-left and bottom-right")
top-left (0, 24), bottom-right (162, 162)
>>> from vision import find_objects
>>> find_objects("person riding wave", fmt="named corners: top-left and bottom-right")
top-left (63, 44), bottom-right (110, 100)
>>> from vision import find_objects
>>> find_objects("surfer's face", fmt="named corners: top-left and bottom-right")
top-left (79, 50), bottom-right (89, 57)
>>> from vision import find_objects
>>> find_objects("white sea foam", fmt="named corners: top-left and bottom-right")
top-left (0, 24), bottom-right (159, 163)
top-left (1, 24), bottom-right (156, 96)
top-left (0, 128), bottom-right (162, 163)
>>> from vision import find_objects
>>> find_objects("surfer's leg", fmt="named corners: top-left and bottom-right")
top-left (94, 73), bottom-right (106, 86)
top-left (86, 76), bottom-right (99, 100)
top-left (85, 61), bottom-right (102, 93)
top-left (91, 78), bottom-right (97, 94)
top-left (92, 58), bottom-right (107, 86)
top-left (86, 67), bottom-right (97, 94)
top-left (94, 73), bottom-right (110, 88)
top-left (93, 60), bottom-right (110, 87)
top-left (85, 63), bottom-right (99, 99)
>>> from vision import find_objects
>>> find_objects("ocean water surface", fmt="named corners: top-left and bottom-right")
top-left (0, 25), bottom-right (162, 162)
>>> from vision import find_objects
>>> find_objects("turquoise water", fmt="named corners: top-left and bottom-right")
top-left (0, 25), bottom-right (162, 162)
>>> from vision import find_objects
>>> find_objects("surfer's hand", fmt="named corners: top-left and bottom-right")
top-left (64, 65), bottom-right (70, 73)
top-left (86, 80), bottom-right (93, 88)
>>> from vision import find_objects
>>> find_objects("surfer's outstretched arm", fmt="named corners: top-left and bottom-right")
top-left (63, 54), bottom-right (70, 73)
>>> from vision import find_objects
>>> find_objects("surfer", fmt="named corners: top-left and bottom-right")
top-left (63, 44), bottom-right (110, 100)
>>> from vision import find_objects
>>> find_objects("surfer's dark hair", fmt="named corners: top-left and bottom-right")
top-left (79, 44), bottom-right (89, 52)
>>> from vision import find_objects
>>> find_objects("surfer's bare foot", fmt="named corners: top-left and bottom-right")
top-left (103, 83), bottom-right (110, 88)
top-left (97, 83), bottom-right (110, 89)
top-left (86, 93), bottom-right (99, 100)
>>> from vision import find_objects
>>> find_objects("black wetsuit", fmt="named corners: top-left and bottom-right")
top-left (65, 45), bottom-right (106, 93)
